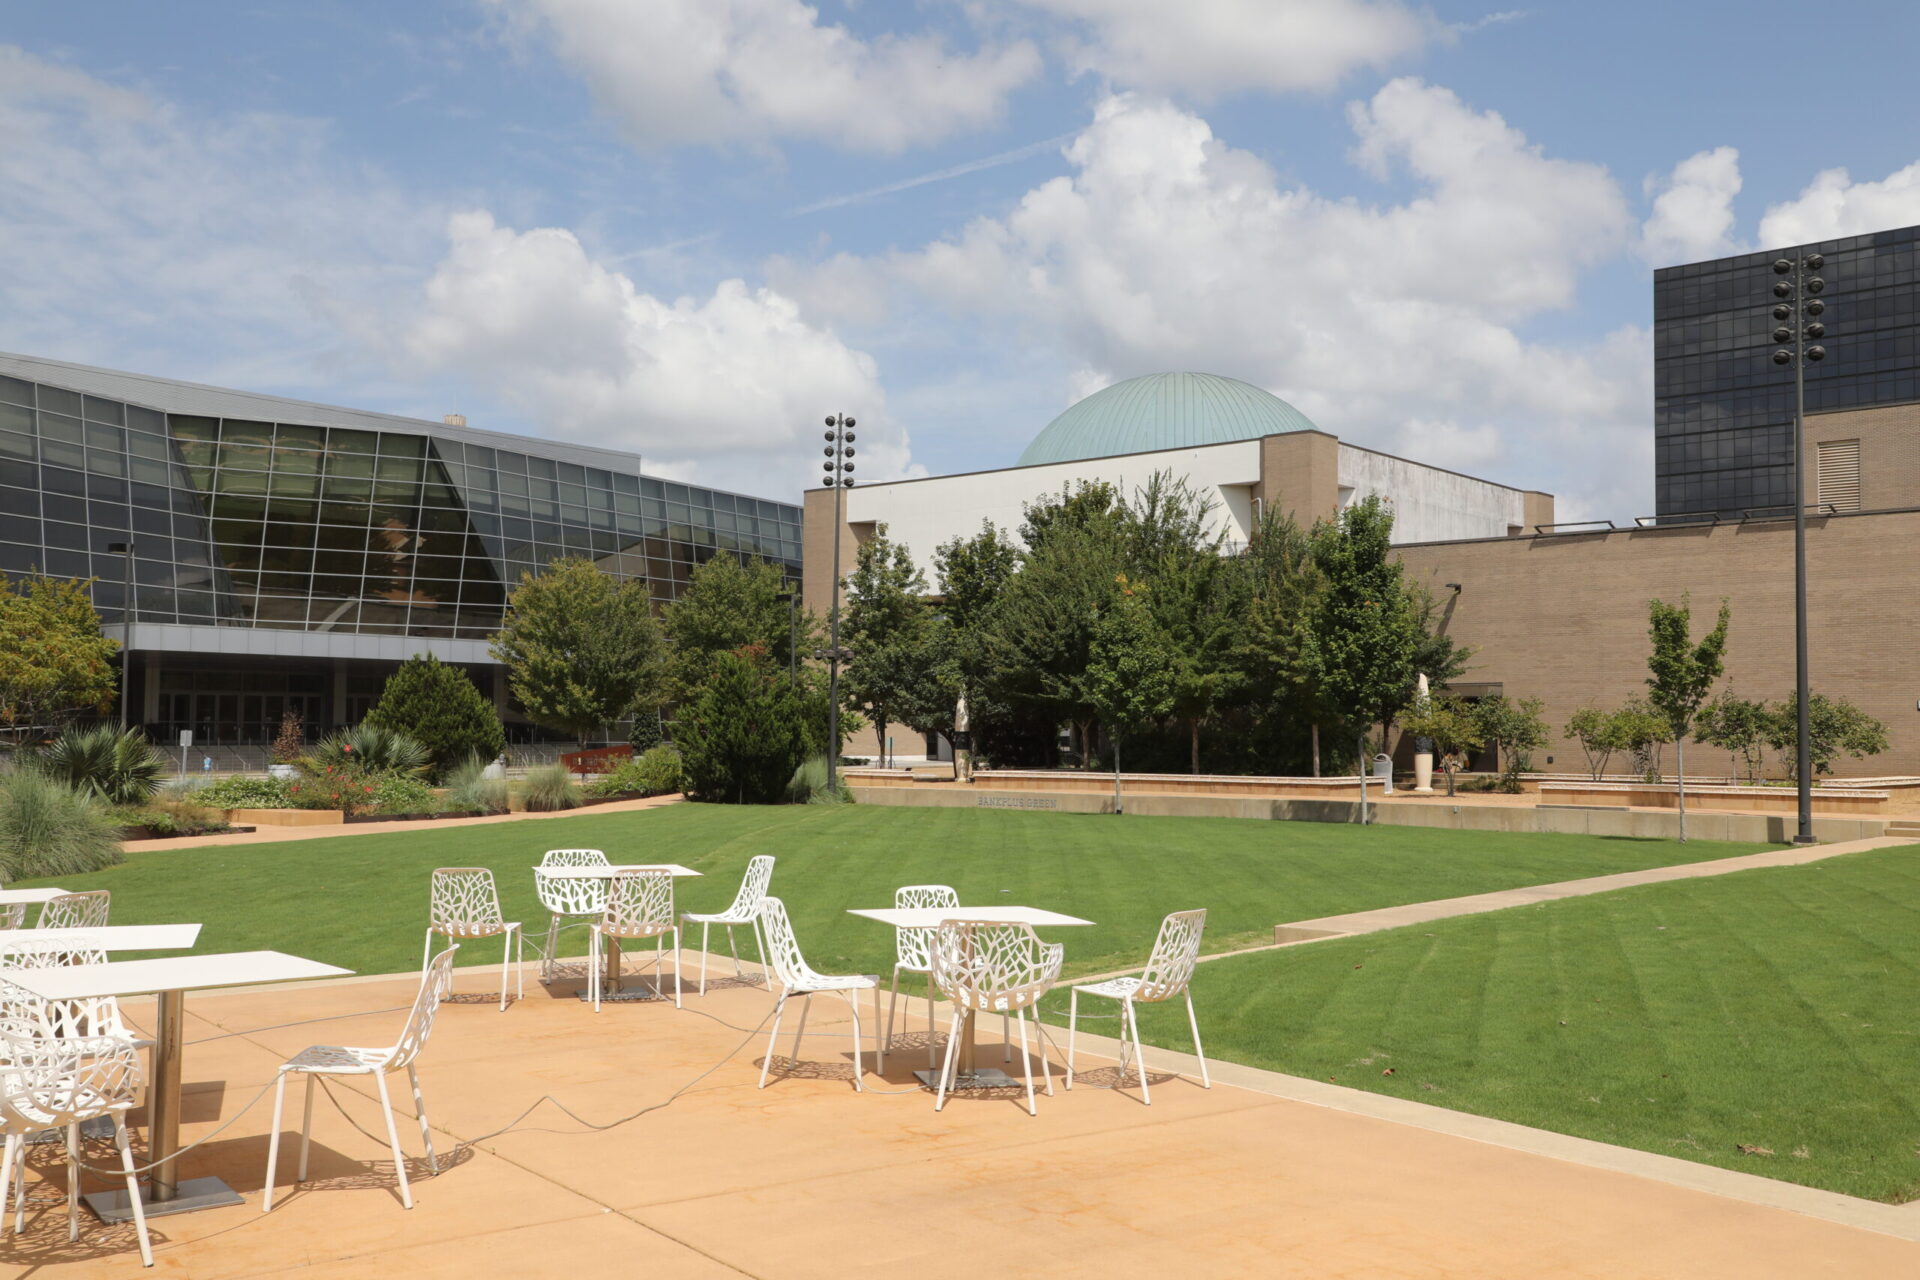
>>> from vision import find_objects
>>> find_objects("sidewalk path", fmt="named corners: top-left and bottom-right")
top-left (128, 793), bottom-right (685, 853)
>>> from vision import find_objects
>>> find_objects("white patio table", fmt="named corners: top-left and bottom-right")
top-left (847, 905), bottom-right (1092, 1090)
top-left (0, 887), bottom-right (71, 923)
top-left (4, 923), bottom-right (203, 951)
top-left (529, 864), bottom-right (702, 1001)
top-left (3, 949), bottom-right (352, 1220)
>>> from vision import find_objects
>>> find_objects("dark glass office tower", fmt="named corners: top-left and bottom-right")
top-left (1653, 223), bottom-right (1920, 518)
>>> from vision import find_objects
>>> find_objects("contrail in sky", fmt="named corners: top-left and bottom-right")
top-left (790, 132), bottom-right (1075, 216)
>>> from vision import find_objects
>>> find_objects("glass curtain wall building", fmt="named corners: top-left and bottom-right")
top-left (1654, 223), bottom-right (1920, 518)
top-left (0, 352), bottom-right (801, 745)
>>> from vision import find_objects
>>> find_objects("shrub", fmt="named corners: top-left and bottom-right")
top-left (270, 708), bottom-right (305, 765)
top-left (628, 712), bottom-right (664, 753)
top-left (362, 655), bottom-right (506, 783)
top-left (583, 744), bottom-right (684, 799)
top-left (29, 726), bottom-right (166, 806)
top-left (300, 724), bottom-right (429, 779)
top-left (191, 775), bottom-right (295, 809)
top-left (367, 773), bottom-right (440, 816)
top-left (0, 770), bottom-right (124, 879)
top-left (785, 754), bottom-right (851, 805)
top-left (137, 790), bottom-right (229, 837)
top-left (442, 754), bottom-right (509, 814)
top-left (286, 763), bottom-right (381, 814)
top-left (520, 763), bottom-right (581, 812)
top-left (675, 647), bottom-right (818, 804)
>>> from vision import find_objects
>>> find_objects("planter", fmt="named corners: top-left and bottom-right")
top-left (227, 808), bottom-right (343, 827)
top-left (117, 824), bottom-right (252, 841)
top-left (341, 810), bottom-right (499, 825)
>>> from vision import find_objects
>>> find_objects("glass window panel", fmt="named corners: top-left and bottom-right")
top-left (44, 520), bottom-right (89, 550)
top-left (41, 439), bottom-right (84, 470)
top-left (38, 412), bottom-right (82, 445)
top-left (0, 402), bottom-right (31, 434)
top-left (267, 470), bottom-right (320, 500)
top-left (0, 514), bottom-right (37, 543)
top-left (378, 433), bottom-right (425, 458)
top-left (416, 505), bottom-right (467, 533)
top-left (0, 435), bottom-right (32, 465)
top-left (82, 396), bottom-right (125, 426)
top-left (131, 505), bottom-right (169, 538)
top-left (42, 465), bottom-right (84, 497)
top-left (88, 500), bottom-right (129, 529)
top-left (84, 423), bottom-right (125, 454)
top-left (86, 448), bottom-right (126, 478)
top-left (126, 405), bottom-right (163, 434)
top-left (527, 456), bottom-right (556, 480)
top-left (315, 523), bottom-right (370, 552)
top-left (262, 520), bottom-right (316, 550)
top-left (42, 548), bottom-right (89, 578)
top-left (215, 468), bottom-right (270, 497)
top-left (36, 385), bottom-right (81, 417)
top-left (273, 448), bottom-right (323, 476)
top-left (0, 544), bottom-right (38, 574)
top-left (0, 375), bottom-right (31, 407)
top-left (127, 431), bottom-right (169, 461)
top-left (375, 454), bottom-right (422, 483)
top-left (220, 419), bottom-right (273, 448)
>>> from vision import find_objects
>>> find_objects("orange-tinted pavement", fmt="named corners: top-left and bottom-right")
top-left (12, 964), bottom-right (1916, 1279)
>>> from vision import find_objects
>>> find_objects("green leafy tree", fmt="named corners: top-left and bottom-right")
top-left (1613, 697), bottom-right (1672, 782)
top-left (674, 646), bottom-right (819, 804)
top-left (363, 654), bottom-right (506, 782)
top-left (490, 558), bottom-right (666, 745)
top-left (1565, 706), bottom-right (1632, 781)
top-left (1235, 508), bottom-right (1330, 773)
top-left (1311, 496), bottom-right (1422, 765)
top-left (663, 554), bottom-right (815, 696)
top-left (1693, 692), bottom-right (1771, 784)
top-left (1129, 475), bottom-right (1242, 773)
top-left (841, 525), bottom-right (932, 767)
top-left (1645, 596), bottom-right (1731, 840)
top-left (0, 573), bottom-right (119, 743)
top-left (1471, 695), bottom-right (1548, 791)
top-left (1083, 578), bottom-right (1178, 813)
top-left (932, 521), bottom-right (1037, 764)
top-left (1764, 692), bottom-right (1889, 779)
top-left (1400, 693), bottom-right (1483, 796)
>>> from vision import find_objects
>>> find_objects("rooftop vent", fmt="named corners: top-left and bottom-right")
top-left (442, 413), bottom-right (467, 427)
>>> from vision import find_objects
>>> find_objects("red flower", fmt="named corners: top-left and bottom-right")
top-left (342, 744), bottom-right (353, 754)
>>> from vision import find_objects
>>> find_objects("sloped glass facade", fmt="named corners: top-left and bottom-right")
top-left (1654, 223), bottom-right (1920, 518)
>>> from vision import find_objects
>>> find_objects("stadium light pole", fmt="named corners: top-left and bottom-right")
top-left (107, 541), bottom-right (134, 730)
top-left (817, 415), bottom-right (857, 794)
top-left (1771, 252), bottom-right (1827, 844)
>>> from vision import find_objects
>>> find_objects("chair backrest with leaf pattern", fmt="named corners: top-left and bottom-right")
top-left (930, 920), bottom-right (1062, 1015)
top-left (536, 849), bottom-right (609, 916)
top-left (1136, 909), bottom-right (1207, 1002)
top-left (603, 870), bottom-right (675, 939)
top-left (385, 944), bottom-right (457, 1071)
top-left (893, 884), bottom-right (958, 971)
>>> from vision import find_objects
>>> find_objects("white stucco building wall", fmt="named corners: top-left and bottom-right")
top-left (1337, 446), bottom-right (1530, 543)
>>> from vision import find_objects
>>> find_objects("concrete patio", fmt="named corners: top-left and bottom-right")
top-left (11, 959), bottom-right (1918, 1279)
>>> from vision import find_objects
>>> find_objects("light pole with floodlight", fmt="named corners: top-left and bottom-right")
top-left (1770, 252), bottom-right (1826, 844)
top-left (817, 415), bottom-right (856, 794)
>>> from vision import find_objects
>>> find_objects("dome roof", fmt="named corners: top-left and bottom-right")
top-left (1018, 372), bottom-right (1318, 467)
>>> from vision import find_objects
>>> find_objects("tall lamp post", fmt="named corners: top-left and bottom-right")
top-left (817, 415), bottom-right (857, 794)
top-left (1771, 252), bottom-right (1826, 844)
top-left (107, 541), bottom-right (134, 730)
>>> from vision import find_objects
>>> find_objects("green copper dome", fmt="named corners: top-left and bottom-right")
top-left (1018, 372), bottom-right (1318, 467)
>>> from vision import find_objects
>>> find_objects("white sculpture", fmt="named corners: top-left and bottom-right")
top-left (1411, 672), bottom-right (1436, 794)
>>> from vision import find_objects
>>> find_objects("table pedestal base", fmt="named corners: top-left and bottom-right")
top-left (912, 1067), bottom-right (1018, 1091)
top-left (86, 1176), bottom-right (245, 1222)
top-left (574, 983), bottom-right (667, 1003)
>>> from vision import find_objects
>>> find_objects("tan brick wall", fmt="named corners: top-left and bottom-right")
top-left (1258, 430), bottom-right (1340, 527)
top-left (1396, 510), bottom-right (1920, 776)
top-left (1804, 402), bottom-right (1920, 512)
top-left (800, 487), bottom-right (862, 619)
top-left (1522, 490), bottom-right (1556, 532)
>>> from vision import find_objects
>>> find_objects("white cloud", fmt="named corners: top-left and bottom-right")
top-left (778, 82), bottom-right (1653, 515)
top-left (1022, 0), bottom-right (1438, 97)
top-left (1639, 146), bottom-right (1743, 266)
top-left (404, 212), bottom-right (918, 493)
top-left (493, 0), bottom-right (1041, 152)
top-left (1758, 160), bottom-right (1920, 247)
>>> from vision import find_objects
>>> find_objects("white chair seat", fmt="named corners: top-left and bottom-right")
top-left (280, 1044), bottom-right (392, 1075)
top-left (4, 1087), bottom-right (126, 1129)
top-left (683, 856), bottom-right (775, 997)
top-left (1073, 976), bottom-right (1144, 1000)
top-left (1067, 910), bottom-right (1211, 1105)
top-left (790, 973), bottom-right (878, 994)
top-left (682, 908), bottom-right (752, 925)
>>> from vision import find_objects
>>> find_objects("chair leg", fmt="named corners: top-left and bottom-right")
top-left (1033, 1006), bottom-right (1054, 1097)
top-left (0, 1135), bottom-right (15, 1244)
top-left (759, 992), bottom-right (788, 1088)
top-left (698, 921), bottom-right (711, 996)
top-left (751, 917), bottom-right (769, 987)
top-left (927, 971), bottom-right (939, 1068)
top-left (9, 1135), bottom-right (23, 1235)
top-left (1003, 1012), bottom-right (1012, 1062)
top-left (1126, 1000), bottom-right (1151, 1105)
top-left (421, 927), bottom-right (434, 975)
top-left (791, 993), bottom-right (812, 1062)
top-left (1185, 991), bottom-right (1210, 1088)
top-left (498, 929), bottom-right (510, 1012)
top-left (884, 966), bottom-right (901, 1056)
top-left (373, 1071), bottom-right (413, 1210)
top-left (672, 927), bottom-right (683, 1009)
top-left (1014, 1009), bottom-right (1037, 1116)
top-left (263, 1072), bottom-right (288, 1212)
top-left (726, 922), bottom-right (742, 977)
top-left (64, 1122), bottom-right (80, 1241)
top-left (298, 1074), bottom-right (316, 1181)
top-left (846, 991), bottom-right (864, 1092)
top-left (113, 1115), bottom-right (153, 1268)
top-left (934, 1003), bottom-right (964, 1112)
top-left (1066, 989), bottom-right (1079, 1089)
top-left (408, 1064), bottom-right (436, 1175)
top-left (871, 981), bottom-right (885, 1073)
top-left (542, 913), bottom-right (562, 983)
top-left (517, 926), bottom-right (525, 1000)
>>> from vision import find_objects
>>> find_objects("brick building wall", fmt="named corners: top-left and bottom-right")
top-left (1804, 403), bottom-right (1920, 513)
top-left (1396, 509), bottom-right (1920, 777)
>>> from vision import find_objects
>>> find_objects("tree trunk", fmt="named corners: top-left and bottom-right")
top-left (875, 704), bottom-right (887, 767)
top-left (1357, 733), bottom-right (1369, 825)
top-left (1444, 763), bottom-right (1456, 797)
top-left (1113, 737), bottom-right (1123, 815)
top-left (1190, 719), bottom-right (1201, 775)
top-left (1675, 734), bottom-right (1688, 842)
top-left (1311, 723), bottom-right (1321, 778)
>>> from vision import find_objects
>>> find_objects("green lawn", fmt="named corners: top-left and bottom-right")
top-left (1134, 845), bottom-right (1920, 1202)
top-left (20, 804), bottom-right (1772, 984)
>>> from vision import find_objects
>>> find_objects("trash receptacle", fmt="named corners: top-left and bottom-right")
top-left (1372, 752), bottom-right (1394, 795)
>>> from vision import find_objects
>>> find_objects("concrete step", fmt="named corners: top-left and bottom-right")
top-left (1886, 822), bottom-right (1920, 838)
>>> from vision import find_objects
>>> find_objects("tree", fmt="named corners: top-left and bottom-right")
top-left (674, 646), bottom-right (818, 804)
top-left (1764, 692), bottom-right (1889, 779)
top-left (1614, 698), bottom-right (1672, 782)
top-left (933, 521), bottom-right (1040, 765)
top-left (1566, 706), bottom-right (1627, 781)
top-left (1400, 694), bottom-right (1483, 796)
top-left (1472, 695), bottom-right (1548, 792)
top-left (1083, 578), bottom-right (1178, 814)
top-left (1645, 596), bottom-right (1730, 841)
top-left (841, 525), bottom-right (932, 767)
top-left (663, 553), bottom-right (814, 697)
top-left (1235, 507), bottom-right (1329, 773)
top-left (363, 654), bottom-right (506, 782)
top-left (1693, 692), bottom-right (1770, 784)
top-left (0, 573), bottom-right (119, 744)
top-left (1129, 474), bottom-right (1242, 773)
top-left (1311, 496), bottom-right (1422, 767)
top-left (489, 558), bottom-right (666, 745)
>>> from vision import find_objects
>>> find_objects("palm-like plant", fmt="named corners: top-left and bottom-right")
top-left (30, 725), bottom-right (166, 806)
top-left (299, 724), bottom-right (430, 778)
top-left (0, 769), bottom-right (125, 879)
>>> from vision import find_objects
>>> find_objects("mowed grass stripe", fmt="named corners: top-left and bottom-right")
top-left (1128, 846), bottom-right (1920, 1202)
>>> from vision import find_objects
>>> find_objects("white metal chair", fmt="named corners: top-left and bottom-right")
top-left (263, 945), bottom-right (457, 1213)
top-left (755, 897), bottom-right (883, 1091)
top-left (0, 884), bottom-right (22, 931)
top-left (534, 849), bottom-right (609, 983)
top-left (681, 855), bottom-right (774, 996)
top-left (424, 868), bottom-right (523, 1012)
top-left (591, 871), bottom-right (681, 1011)
top-left (35, 891), bottom-right (109, 931)
top-left (1067, 909), bottom-right (1210, 1104)
top-left (0, 1007), bottom-right (153, 1267)
top-left (0, 941), bottom-right (148, 1046)
top-left (885, 884), bottom-right (962, 1068)
top-left (930, 920), bottom-right (1063, 1116)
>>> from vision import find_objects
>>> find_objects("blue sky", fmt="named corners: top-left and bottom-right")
top-left (5, 2), bottom-right (1920, 514)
